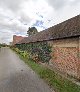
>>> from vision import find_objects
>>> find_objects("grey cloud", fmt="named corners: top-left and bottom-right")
top-left (0, 29), bottom-right (13, 44)
top-left (0, 0), bottom-right (27, 12)
top-left (70, 0), bottom-right (80, 5)
top-left (0, 9), bottom-right (27, 32)
top-left (19, 13), bottom-right (32, 25)
top-left (0, 18), bottom-right (27, 34)
top-left (47, 0), bottom-right (67, 10)
top-left (0, 22), bottom-right (27, 32)
top-left (0, 0), bottom-right (32, 33)
top-left (47, 0), bottom-right (80, 10)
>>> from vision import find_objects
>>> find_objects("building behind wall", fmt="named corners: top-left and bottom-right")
top-left (16, 15), bottom-right (80, 79)
top-left (12, 35), bottom-right (25, 45)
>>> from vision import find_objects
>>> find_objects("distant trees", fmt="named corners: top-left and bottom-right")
top-left (27, 27), bottom-right (38, 36)
top-left (0, 44), bottom-right (1, 48)
top-left (0, 44), bottom-right (6, 48)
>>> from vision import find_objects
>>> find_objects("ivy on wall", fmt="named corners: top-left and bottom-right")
top-left (16, 41), bottom-right (52, 63)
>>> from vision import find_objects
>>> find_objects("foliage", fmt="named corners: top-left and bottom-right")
top-left (19, 55), bottom-right (80, 92)
top-left (16, 41), bottom-right (52, 63)
top-left (12, 47), bottom-right (30, 59)
top-left (27, 27), bottom-right (38, 36)
top-left (0, 44), bottom-right (6, 48)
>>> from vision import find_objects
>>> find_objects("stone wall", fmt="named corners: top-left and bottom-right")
top-left (77, 37), bottom-right (80, 78)
top-left (48, 37), bottom-right (79, 78)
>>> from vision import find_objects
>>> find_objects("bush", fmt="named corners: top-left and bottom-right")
top-left (15, 42), bottom-right (52, 63)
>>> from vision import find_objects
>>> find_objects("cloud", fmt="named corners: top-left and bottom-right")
top-left (0, 0), bottom-right (80, 44)
top-left (33, 20), bottom-right (44, 27)
top-left (0, 0), bottom-right (25, 12)
top-left (47, 0), bottom-right (67, 10)
top-left (0, 29), bottom-right (13, 44)
top-left (19, 13), bottom-right (32, 25)
top-left (47, 0), bottom-right (80, 10)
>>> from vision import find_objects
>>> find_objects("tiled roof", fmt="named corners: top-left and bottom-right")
top-left (17, 15), bottom-right (80, 44)
top-left (13, 35), bottom-right (25, 45)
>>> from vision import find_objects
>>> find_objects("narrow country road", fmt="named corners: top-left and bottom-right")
top-left (0, 47), bottom-right (53, 92)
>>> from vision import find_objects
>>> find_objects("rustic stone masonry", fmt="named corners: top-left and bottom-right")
top-left (15, 15), bottom-right (80, 79)
top-left (48, 37), bottom-right (79, 78)
top-left (77, 37), bottom-right (80, 78)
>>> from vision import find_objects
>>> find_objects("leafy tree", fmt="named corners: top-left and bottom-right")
top-left (27, 27), bottom-right (38, 36)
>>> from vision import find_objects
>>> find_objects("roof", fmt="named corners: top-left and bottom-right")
top-left (17, 14), bottom-right (80, 44)
top-left (13, 35), bottom-right (25, 45)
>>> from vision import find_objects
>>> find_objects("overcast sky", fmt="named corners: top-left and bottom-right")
top-left (0, 0), bottom-right (80, 44)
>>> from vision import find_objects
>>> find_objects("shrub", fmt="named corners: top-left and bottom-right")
top-left (15, 41), bottom-right (52, 63)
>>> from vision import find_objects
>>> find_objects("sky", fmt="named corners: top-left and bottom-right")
top-left (0, 0), bottom-right (80, 44)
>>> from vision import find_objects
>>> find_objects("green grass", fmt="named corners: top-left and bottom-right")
top-left (19, 55), bottom-right (80, 92)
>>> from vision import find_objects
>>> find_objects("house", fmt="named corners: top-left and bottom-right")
top-left (12, 35), bottom-right (25, 45)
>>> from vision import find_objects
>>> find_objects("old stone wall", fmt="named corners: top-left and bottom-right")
top-left (77, 37), bottom-right (80, 78)
top-left (48, 37), bottom-right (79, 78)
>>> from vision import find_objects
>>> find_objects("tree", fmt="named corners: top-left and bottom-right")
top-left (27, 27), bottom-right (38, 36)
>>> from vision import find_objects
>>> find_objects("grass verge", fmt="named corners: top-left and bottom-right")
top-left (18, 54), bottom-right (80, 92)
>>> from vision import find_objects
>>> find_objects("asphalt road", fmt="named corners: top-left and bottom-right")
top-left (0, 47), bottom-right (53, 92)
